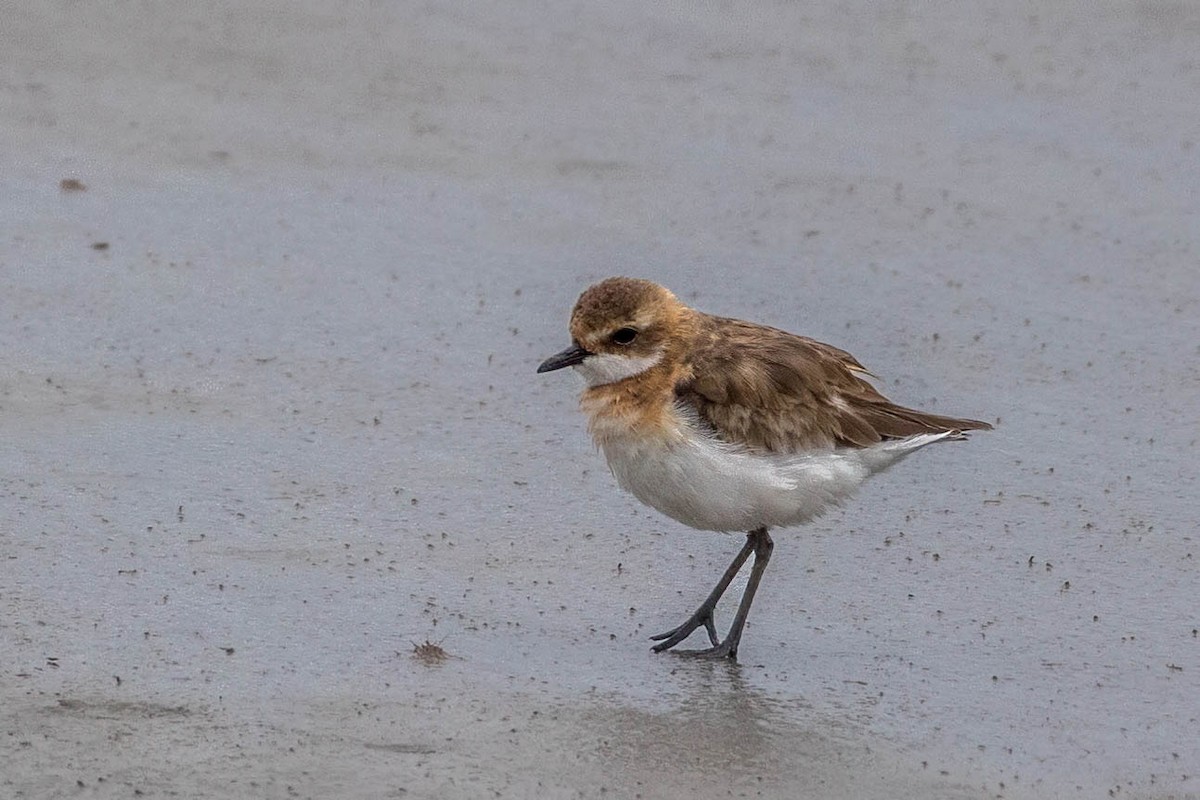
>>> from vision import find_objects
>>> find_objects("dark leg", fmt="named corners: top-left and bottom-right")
top-left (650, 528), bottom-right (774, 660)
top-left (649, 533), bottom-right (756, 651)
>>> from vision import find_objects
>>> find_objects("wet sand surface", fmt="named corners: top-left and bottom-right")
top-left (2, 3), bottom-right (1198, 798)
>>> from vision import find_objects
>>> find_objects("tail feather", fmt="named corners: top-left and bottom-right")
top-left (857, 402), bottom-right (993, 441)
top-left (859, 431), bottom-right (960, 472)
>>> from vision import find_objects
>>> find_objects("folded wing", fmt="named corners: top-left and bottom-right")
top-left (675, 315), bottom-right (992, 453)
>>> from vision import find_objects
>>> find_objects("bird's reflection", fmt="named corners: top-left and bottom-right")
top-left (577, 662), bottom-right (821, 786)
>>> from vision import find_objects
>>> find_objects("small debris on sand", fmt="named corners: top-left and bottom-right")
top-left (411, 640), bottom-right (450, 665)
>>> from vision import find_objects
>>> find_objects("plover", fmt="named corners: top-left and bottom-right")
top-left (538, 277), bottom-right (991, 659)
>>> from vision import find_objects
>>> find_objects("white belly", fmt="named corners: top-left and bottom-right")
top-left (598, 424), bottom-right (952, 533)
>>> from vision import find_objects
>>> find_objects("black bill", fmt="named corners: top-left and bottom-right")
top-left (537, 344), bottom-right (590, 373)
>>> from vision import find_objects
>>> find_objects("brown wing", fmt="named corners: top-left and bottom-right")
top-left (675, 314), bottom-right (992, 453)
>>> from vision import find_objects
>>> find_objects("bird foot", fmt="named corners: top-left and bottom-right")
top-left (667, 640), bottom-right (739, 660)
top-left (649, 609), bottom-right (720, 652)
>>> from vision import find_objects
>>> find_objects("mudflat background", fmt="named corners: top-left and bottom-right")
top-left (2, 3), bottom-right (1197, 798)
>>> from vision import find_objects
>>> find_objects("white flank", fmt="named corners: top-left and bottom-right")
top-left (574, 350), bottom-right (663, 387)
top-left (597, 409), bottom-right (954, 533)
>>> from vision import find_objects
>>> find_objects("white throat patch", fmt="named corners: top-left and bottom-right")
top-left (575, 350), bottom-right (663, 387)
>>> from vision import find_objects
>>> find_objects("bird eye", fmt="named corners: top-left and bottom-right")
top-left (611, 327), bottom-right (638, 345)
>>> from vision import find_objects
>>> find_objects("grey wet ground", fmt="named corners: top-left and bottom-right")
top-left (2, 2), bottom-right (1198, 798)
